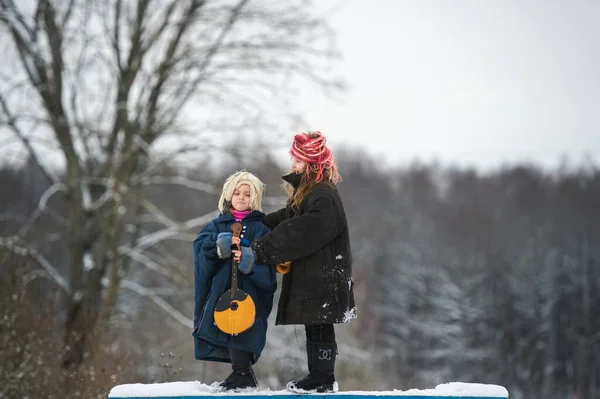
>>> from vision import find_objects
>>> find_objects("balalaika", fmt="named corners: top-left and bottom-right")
top-left (213, 222), bottom-right (256, 335)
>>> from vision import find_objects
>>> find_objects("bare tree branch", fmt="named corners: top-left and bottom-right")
top-left (0, 93), bottom-right (60, 185)
top-left (60, 0), bottom-right (77, 29)
top-left (142, 0), bottom-right (209, 141)
top-left (140, 199), bottom-right (177, 228)
top-left (120, 246), bottom-right (187, 284)
top-left (138, 238), bottom-right (192, 276)
top-left (120, 279), bottom-right (192, 328)
top-left (18, 182), bottom-right (68, 237)
top-left (124, 209), bottom-right (217, 252)
top-left (0, 236), bottom-right (70, 293)
top-left (152, 0), bottom-right (249, 130)
top-left (102, 0), bottom-right (167, 177)
top-left (0, 213), bottom-right (27, 223)
top-left (111, 0), bottom-right (123, 72)
top-left (136, 175), bottom-right (286, 206)
top-left (138, 175), bottom-right (220, 195)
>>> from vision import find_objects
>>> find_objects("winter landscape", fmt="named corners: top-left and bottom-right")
top-left (1, 1), bottom-right (599, 399)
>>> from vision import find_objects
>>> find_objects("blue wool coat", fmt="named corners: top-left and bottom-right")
top-left (192, 210), bottom-right (276, 364)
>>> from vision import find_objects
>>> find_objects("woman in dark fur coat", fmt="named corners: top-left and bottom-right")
top-left (248, 131), bottom-right (357, 393)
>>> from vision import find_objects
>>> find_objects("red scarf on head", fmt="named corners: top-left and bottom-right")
top-left (289, 131), bottom-right (339, 184)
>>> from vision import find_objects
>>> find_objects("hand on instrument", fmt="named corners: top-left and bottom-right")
top-left (237, 247), bottom-right (255, 274)
top-left (232, 249), bottom-right (242, 263)
top-left (216, 232), bottom-right (232, 259)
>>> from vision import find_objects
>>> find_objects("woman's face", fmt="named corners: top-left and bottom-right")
top-left (291, 157), bottom-right (307, 174)
top-left (231, 184), bottom-right (251, 211)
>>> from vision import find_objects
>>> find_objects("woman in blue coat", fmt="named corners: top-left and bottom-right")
top-left (192, 171), bottom-right (276, 391)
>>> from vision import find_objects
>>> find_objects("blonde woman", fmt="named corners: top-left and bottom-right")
top-left (192, 171), bottom-right (276, 391)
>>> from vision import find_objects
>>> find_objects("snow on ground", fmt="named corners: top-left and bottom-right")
top-left (109, 381), bottom-right (509, 398)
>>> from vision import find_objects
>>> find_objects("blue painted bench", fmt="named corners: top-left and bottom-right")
top-left (108, 382), bottom-right (508, 399)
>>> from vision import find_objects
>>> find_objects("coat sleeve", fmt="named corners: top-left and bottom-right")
top-left (263, 207), bottom-right (287, 230)
top-left (193, 221), bottom-right (219, 328)
top-left (193, 221), bottom-right (219, 275)
top-left (252, 189), bottom-right (339, 265)
top-left (245, 223), bottom-right (277, 293)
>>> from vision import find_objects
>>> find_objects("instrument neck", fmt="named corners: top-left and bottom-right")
top-left (231, 258), bottom-right (239, 296)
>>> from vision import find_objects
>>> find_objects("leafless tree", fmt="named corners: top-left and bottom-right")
top-left (0, 0), bottom-right (342, 369)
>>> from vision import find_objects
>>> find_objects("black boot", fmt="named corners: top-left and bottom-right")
top-left (219, 349), bottom-right (258, 391)
top-left (287, 342), bottom-right (338, 393)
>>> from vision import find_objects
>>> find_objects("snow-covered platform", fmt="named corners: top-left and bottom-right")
top-left (108, 382), bottom-right (508, 399)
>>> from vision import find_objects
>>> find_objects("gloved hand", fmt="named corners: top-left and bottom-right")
top-left (237, 247), bottom-right (255, 274)
top-left (276, 261), bottom-right (291, 274)
top-left (216, 232), bottom-right (232, 259)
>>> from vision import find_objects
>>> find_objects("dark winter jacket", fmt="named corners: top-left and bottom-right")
top-left (252, 173), bottom-right (356, 325)
top-left (192, 211), bottom-right (276, 364)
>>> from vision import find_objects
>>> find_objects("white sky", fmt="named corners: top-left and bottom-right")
top-left (2, 1), bottom-right (598, 173)
top-left (298, 0), bottom-right (600, 170)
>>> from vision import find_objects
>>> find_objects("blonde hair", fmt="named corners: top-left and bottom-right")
top-left (218, 170), bottom-right (265, 213)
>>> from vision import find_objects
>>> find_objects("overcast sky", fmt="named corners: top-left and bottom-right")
top-left (2, 1), bottom-right (598, 173)
top-left (298, 0), bottom-right (600, 170)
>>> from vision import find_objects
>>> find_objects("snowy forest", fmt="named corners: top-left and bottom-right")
top-left (2, 155), bottom-right (600, 399)
top-left (1, 1), bottom-right (599, 399)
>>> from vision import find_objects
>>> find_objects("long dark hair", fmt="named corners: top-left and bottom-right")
top-left (284, 163), bottom-right (340, 210)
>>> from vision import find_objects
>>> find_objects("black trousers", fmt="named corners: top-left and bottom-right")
top-left (305, 324), bottom-right (336, 344)
top-left (229, 348), bottom-right (253, 372)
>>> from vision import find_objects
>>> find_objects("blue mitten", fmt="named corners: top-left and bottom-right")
top-left (237, 247), bottom-right (255, 274)
top-left (216, 232), bottom-right (232, 259)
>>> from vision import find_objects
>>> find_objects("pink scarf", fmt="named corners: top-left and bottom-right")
top-left (232, 209), bottom-right (251, 221)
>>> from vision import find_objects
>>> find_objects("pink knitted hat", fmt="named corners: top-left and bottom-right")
top-left (289, 131), bottom-right (339, 184)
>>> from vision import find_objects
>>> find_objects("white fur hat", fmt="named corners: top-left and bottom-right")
top-left (218, 170), bottom-right (265, 212)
